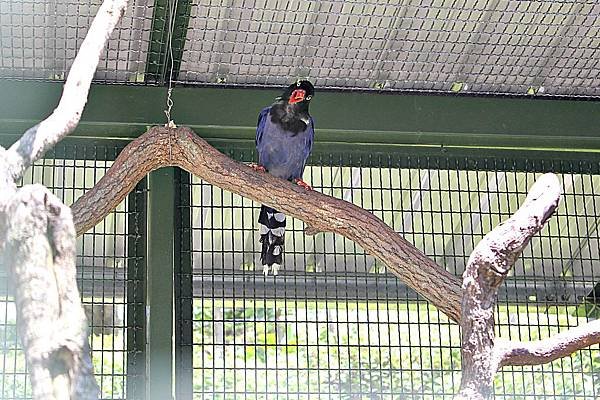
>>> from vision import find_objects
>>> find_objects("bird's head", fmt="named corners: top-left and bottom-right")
top-left (279, 80), bottom-right (315, 106)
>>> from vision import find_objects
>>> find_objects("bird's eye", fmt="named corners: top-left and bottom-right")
top-left (306, 95), bottom-right (312, 101)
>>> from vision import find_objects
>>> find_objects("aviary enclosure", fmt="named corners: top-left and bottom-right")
top-left (0, 0), bottom-right (599, 399)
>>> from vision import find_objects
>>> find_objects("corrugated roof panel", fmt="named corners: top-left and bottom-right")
top-left (178, 0), bottom-right (599, 96)
top-left (0, 0), bottom-right (598, 97)
top-left (0, 0), bottom-right (153, 82)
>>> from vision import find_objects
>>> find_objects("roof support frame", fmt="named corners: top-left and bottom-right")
top-left (1, 81), bottom-right (600, 159)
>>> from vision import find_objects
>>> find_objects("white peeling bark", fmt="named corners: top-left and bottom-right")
top-left (497, 319), bottom-right (600, 367)
top-left (2, 187), bottom-right (98, 399)
top-left (4, 0), bottom-right (129, 182)
top-left (0, 0), bottom-right (129, 398)
top-left (455, 173), bottom-right (562, 399)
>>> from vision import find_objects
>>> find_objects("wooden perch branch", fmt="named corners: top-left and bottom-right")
top-left (71, 126), bottom-right (464, 322)
top-left (456, 173), bottom-right (562, 399)
top-left (0, 0), bottom-right (129, 398)
top-left (63, 127), bottom-right (600, 397)
top-left (87, 129), bottom-right (600, 399)
top-left (68, 127), bottom-right (600, 379)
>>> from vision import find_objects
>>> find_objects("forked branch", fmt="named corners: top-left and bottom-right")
top-left (456, 173), bottom-right (562, 399)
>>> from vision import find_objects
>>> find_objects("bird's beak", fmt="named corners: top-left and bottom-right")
top-left (289, 89), bottom-right (306, 104)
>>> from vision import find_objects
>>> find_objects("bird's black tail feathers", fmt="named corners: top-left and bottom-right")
top-left (258, 205), bottom-right (286, 275)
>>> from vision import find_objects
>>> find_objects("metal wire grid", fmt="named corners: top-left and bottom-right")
top-left (0, 0), bottom-right (154, 83)
top-left (178, 149), bottom-right (600, 399)
top-left (0, 143), bottom-right (146, 400)
top-left (2, 0), bottom-right (600, 97)
top-left (165, 0), bottom-right (600, 97)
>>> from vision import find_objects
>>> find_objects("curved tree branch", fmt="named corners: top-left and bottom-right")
top-left (71, 126), bottom-right (600, 383)
top-left (71, 126), bottom-right (464, 322)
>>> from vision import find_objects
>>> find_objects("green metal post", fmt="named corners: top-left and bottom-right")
top-left (147, 168), bottom-right (176, 400)
top-left (175, 169), bottom-right (193, 400)
top-left (126, 179), bottom-right (148, 400)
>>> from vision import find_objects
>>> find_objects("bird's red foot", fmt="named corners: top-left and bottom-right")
top-left (248, 163), bottom-right (266, 172)
top-left (294, 178), bottom-right (312, 190)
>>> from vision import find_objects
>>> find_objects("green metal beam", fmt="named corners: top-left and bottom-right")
top-left (146, 168), bottom-right (176, 400)
top-left (145, 0), bottom-right (192, 84)
top-left (1, 81), bottom-right (600, 153)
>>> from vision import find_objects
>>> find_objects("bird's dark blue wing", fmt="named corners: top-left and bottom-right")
top-left (255, 107), bottom-right (270, 147)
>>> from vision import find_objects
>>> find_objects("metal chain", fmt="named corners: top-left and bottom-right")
top-left (164, 0), bottom-right (179, 128)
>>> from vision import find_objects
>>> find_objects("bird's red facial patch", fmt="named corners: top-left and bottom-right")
top-left (289, 89), bottom-right (306, 104)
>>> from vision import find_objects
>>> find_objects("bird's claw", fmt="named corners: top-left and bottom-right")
top-left (249, 163), bottom-right (267, 172)
top-left (294, 178), bottom-right (312, 190)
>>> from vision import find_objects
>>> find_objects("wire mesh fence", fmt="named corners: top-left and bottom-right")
top-left (1, 0), bottom-right (599, 97)
top-left (177, 148), bottom-right (600, 399)
top-left (179, 0), bottom-right (600, 97)
top-left (1, 142), bottom-right (600, 399)
top-left (0, 143), bottom-right (146, 400)
top-left (0, 0), bottom-right (154, 83)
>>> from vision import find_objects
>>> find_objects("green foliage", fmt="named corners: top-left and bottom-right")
top-left (0, 324), bottom-right (17, 349)
top-left (90, 333), bottom-right (126, 398)
top-left (1, 300), bottom-right (599, 398)
top-left (191, 300), bottom-right (600, 398)
top-left (0, 328), bottom-right (126, 400)
top-left (0, 348), bottom-right (28, 399)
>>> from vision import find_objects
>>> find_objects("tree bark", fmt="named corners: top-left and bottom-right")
top-left (497, 319), bottom-right (600, 367)
top-left (62, 126), bottom-right (600, 397)
top-left (5, 0), bottom-right (129, 182)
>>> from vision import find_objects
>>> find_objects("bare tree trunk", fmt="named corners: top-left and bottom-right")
top-left (2, 186), bottom-right (98, 399)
